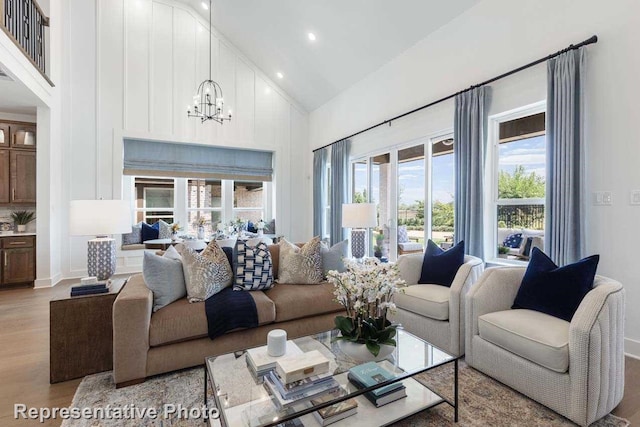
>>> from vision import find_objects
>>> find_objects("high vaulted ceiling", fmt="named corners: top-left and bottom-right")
top-left (182, 0), bottom-right (481, 111)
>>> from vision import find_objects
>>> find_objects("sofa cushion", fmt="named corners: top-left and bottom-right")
top-left (122, 222), bottom-right (142, 245)
top-left (158, 220), bottom-right (172, 239)
top-left (512, 247), bottom-right (599, 322)
top-left (149, 291), bottom-right (276, 347)
top-left (320, 239), bottom-right (348, 276)
top-left (418, 239), bottom-right (465, 287)
top-left (394, 284), bottom-right (450, 320)
top-left (478, 309), bottom-right (570, 373)
top-left (234, 240), bottom-right (274, 291)
top-left (182, 246), bottom-right (232, 302)
top-left (277, 237), bottom-right (323, 284)
top-left (142, 252), bottom-right (187, 312)
top-left (142, 222), bottom-right (160, 241)
top-left (398, 242), bottom-right (423, 252)
top-left (264, 282), bottom-right (343, 322)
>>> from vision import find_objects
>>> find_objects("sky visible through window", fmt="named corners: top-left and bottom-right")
top-left (499, 135), bottom-right (546, 179)
top-left (355, 134), bottom-right (544, 206)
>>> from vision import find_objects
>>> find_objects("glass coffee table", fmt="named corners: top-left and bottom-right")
top-left (204, 328), bottom-right (459, 427)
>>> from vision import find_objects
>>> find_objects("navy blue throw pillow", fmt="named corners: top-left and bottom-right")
top-left (503, 233), bottom-right (523, 248)
top-left (512, 248), bottom-right (599, 322)
top-left (418, 240), bottom-right (465, 287)
top-left (141, 222), bottom-right (160, 242)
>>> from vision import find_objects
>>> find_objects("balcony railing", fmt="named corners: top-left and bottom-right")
top-left (1, 0), bottom-right (51, 85)
top-left (497, 204), bottom-right (545, 230)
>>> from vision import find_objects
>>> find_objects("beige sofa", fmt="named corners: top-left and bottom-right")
top-left (113, 244), bottom-right (344, 387)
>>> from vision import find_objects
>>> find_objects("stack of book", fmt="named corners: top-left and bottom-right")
top-left (70, 282), bottom-right (110, 297)
top-left (246, 341), bottom-right (303, 378)
top-left (347, 362), bottom-right (406, 407)
top-left (310, 388), bottom-right (358, 426)
top-left (264, 351), bottom-right (337, 409)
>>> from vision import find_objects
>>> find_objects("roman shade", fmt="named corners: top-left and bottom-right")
top-left (123, 139), bottom-right (274, 181)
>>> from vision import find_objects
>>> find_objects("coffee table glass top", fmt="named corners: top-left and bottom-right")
top-left (205, 329), bottom-right (457, 427)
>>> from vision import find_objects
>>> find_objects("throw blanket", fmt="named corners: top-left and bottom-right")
top-left (205, 287), bottom-right (258, 340)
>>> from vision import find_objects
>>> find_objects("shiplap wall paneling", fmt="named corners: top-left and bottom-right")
top-left (125, 0), bottom-right (150, 132)
top-left (173, 8), bottom-right (196, 140)
top-left (150, 2), bottom-right (173, 135)
top-left (235, 58), bottom-right (255, 146)
top-left (217, 41), bottom-right (236, 144)
top-left (255, 75), bottom-right (275, 147)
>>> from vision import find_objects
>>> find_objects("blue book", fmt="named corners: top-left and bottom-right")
top-left (347, 362), bottom-right (403, 397)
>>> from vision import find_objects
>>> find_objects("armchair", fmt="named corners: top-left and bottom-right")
top-left (465, 267), bottom-right (625, 426)
top-left (390, 253), bottom-right (484, 356)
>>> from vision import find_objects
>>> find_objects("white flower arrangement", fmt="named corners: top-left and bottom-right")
top-left (327, 258), bottom-right (405, 356)
top-left (256, 219), bottom-right (268, 231)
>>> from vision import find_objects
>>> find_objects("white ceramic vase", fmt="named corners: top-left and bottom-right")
top-left (337, 340), bottom-right (395, 362)
top-left (257, 229), bottom-right (264, 236)
top-left (197, 225), bottom-right (205, 240)
top-left (16, 224), bottom-right (26, 233)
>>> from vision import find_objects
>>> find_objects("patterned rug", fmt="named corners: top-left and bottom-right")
top-left (62, 361), bottom-right (629, 427)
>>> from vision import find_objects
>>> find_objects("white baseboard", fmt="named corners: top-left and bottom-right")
top-left (624, 338), bottom-right (640, 359)
top-left (34, 272), bottom-right (62, 288)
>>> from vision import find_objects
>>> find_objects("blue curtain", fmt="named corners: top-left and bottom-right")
top-left (313, 148), bottom-right (328, 237)
top-left (330, 139), bottom-right (350, 246)
top-left (545, 48), bottom-right (586, 264)
top-left (454, 86), bottom-right (488, 259)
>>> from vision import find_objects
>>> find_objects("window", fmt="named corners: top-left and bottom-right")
top-left (233, 181), bottom-right (265, 223)
top-left (134, 177), bottom-right (175, 224)
top-left (398, 144), bottom-right (425, 246)
top-left (126, 176), bottom-right (271, 236)
top-left (429, 136), bottom-right (455, 246)
top-left (490, 106), bottom-right (546, 260)
top-left (187, 179), bottom-right (222, 234)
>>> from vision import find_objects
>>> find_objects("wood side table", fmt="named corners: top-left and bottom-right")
top-left (49, 278), bottom-right (128, 383)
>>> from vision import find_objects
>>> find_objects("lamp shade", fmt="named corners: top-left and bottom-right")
top-left (69, 200), bottom-right (132, 236)
top-left (342, 203), bottom-right (377, 228)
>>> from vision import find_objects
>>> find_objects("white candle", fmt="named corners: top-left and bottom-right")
top-left (267, 329), bottom-right (287, 357)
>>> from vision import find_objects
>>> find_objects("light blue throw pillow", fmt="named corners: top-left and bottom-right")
top-left (143, 251), bottom-right (187, 312)
top-left (321, 239), bottom-right (348, 276)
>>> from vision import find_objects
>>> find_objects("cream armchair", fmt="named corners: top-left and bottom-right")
top-left (465, 267), bottom-right (625, 426)
top-left (390, 253), bottom-right (484, 356)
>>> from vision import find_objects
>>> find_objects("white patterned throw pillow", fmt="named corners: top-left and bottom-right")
top-left (278, 237), bottom-right (323, 284)
top-left (397, 226), bottom-right (409, 243)
top-left (234, 240), bottom-right (274, 291)
top-left (181, 245), bottom-right (233, 302)
top-left (158, 220), bottom-right (173, 239)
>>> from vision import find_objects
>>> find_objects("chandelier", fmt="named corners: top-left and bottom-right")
top-left (187, 0), bottom-right (231, 124)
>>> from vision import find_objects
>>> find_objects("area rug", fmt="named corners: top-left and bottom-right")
top-left (62, 361), bottom-right (629, 427)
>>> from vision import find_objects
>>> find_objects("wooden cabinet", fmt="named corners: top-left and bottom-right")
top-left (0, 120), bottom-right (36, 206)
top-left (10, 124), bottom-right (36, 149)
top-left (10, 150), bottom-right (36, 203)
top-left (0, 150), bottom-right (9, 203)
top-left (0, 236), bottom-right (36, 287)
top-left (0, 123), bottom-right (9, 147)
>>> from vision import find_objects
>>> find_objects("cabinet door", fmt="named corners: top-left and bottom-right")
top-left (10, 150), bottom-right (36, 203)
top-left (2, 248), bottom-right (36, 284)
top-left (11, 124), bottom-right (37, 149)
top-left (0, 150), bottom-right (9, 203)
top-left (0, 123), bottom-right (9, 147)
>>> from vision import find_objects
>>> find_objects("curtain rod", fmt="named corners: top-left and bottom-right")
top-left (313, 34), bottom-right (598, 153)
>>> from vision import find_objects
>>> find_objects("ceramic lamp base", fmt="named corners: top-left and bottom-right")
top-left (351, 229), bottom-right (367, 259)
top-left (87, 237), bottom-right (116, 281)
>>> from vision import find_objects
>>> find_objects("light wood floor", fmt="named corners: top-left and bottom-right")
top-left (0, 282), bottom-right (639, 426)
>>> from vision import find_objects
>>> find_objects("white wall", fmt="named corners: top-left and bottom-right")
top-left (62, 0), bottom-right (309, 277)
top-left (308, 0), bottom-right (640, 356)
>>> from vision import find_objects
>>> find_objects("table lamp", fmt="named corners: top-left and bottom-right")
top-left (342, 203), bottom-right (377, 259)
top-left (70, 200), bottom-right (132, 280)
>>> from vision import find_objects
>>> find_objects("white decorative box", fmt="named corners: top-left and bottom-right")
top-left (275, 350), bottom-right (330, 384)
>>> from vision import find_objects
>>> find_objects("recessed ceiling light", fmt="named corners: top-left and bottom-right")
top-left (276, 72), bottom-right (284, 79)
top-left (307, 32), bottom-right (316, 42)
top-left (201, 1), bottom-right (209, 10)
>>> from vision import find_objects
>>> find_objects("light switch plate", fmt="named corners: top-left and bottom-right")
top-left (594, 192), bottom-right (603, 205)
top-left (631, 190), bottom-right (640, 205)
top-left (602, 191), bottom-right (612, 205)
